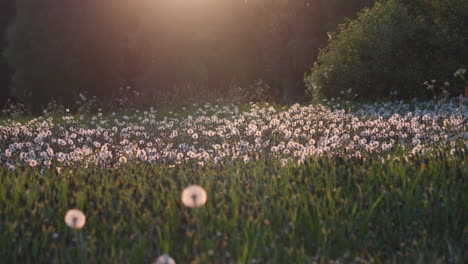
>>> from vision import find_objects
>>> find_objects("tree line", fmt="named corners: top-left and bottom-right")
top-left (2, 0), bottom-right (375, 112)
top-left (2, 0), bottom-right (466, 113)
top-left (0, 0), bottom-right (15, 104)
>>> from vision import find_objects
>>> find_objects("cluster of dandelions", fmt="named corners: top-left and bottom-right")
top-left (63, 185), bottom-right (207, 263)
top-left (0, 98), bottom-right (466, 170)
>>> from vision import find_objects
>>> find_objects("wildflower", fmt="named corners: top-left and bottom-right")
top-left (213, 144), bottom-right (221, 150)
top-left (64, 209), bottom-right (86, 230)
top-left (181, 185), bottom-right (207, 208)
top-left (119, 156), bottom-right (127, 164)
top-left (154, 254), bottom-right (176, 264)
top-left (93, 141), bottom-right (101, 148)
top-left (79, 92), bottom-right (87, 101)
top-left (280, 158), bottom-right (289, 167)
top-left (29, 159), bottom-right (38, 167)
top-left (176, 153), bottom-right (184, 160)
top-left (6, 163), bottom-right (15, 171)
top-left (454, 69), bottom-right (466, 78)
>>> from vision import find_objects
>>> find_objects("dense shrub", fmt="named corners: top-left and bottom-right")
top-left (305, 0), bottom-right (468, 100)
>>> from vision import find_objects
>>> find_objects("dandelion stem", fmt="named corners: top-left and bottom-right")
top-left (78, 230), bottom-right (86, 264)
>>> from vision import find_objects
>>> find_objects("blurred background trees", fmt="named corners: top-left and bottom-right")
top-left (0, 0), bottom-right (15, 103)
top-left (1, 0), bottom-right (467, 112)
top-left (5, 0), bottom-right (129, 112)
top-left (2, 0), bottom-right (375, 112)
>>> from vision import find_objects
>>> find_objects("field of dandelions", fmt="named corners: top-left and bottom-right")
top-left (0, 97), bottom-right (467, 263)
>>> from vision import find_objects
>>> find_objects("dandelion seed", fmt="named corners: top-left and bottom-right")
top-left (154, 254), bottom-right (176, 264)
top-left (64, 209), bottom-right (86, 230)
top-left (29, 159), bottom-right (38, 167)
top-left (454, 69), bottom-right (466, 78)
top-left (6, 163), bottom-right (15, 171)
top-left (181, 185), bottom-right (207, 208)
top-left (450, 149), bottom-right (456, 155)
top-left (119, 156), bottom-right (127, 164)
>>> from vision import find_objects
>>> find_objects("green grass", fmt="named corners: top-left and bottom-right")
top-left (1, 155), bottom-right (466, 263)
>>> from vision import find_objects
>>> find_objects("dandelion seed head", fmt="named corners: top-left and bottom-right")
top-left (154, 254), bottom-right (176, 264)
top-left (181, 185), bottom-right (207, 208)
top-left (29, 159), bottom-right (38, 167)
top-left (64, 209), bottom-right (86, 230)
top-left (119, 156), bottom-right (127, 164)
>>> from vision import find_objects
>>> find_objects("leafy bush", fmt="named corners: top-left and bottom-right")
top-left (305, 0), bottom-right (468, 101)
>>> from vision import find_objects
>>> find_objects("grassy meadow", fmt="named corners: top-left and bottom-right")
top-left (0, 99), bottom-right (467, 263)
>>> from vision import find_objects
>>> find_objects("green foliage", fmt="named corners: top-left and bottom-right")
top-left (0, 155), bottom-right (466, 263)
top-left (305, 0), bottom-right (468, 101)
top-left (0, 98), bottom-right (466, 262)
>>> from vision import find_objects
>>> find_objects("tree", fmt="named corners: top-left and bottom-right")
top-left (305, 0), bottom-right (468, 100)
top-left (0, 0), bottom-right (15, 101)
top-left (5, 0), bottom-right (129, 112)
top-left (5, 0), bottom-right (380, 111)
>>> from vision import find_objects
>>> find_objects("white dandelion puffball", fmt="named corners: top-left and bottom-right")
top-left (119, 156), bottom-right (127, 164)
top-left (154, 254), bottom-right (176, 264)
top-left (181, 185), bottom-right (207, 208)
top-left (64, 209), bottom-right (86, 230)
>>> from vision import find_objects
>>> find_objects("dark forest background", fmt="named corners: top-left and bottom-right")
top-left (1, 0), bottom-right (376, 111)
top-left (0, 0), bottom-right (15, 103)
top-left (1, 0), bottom-right (467, 113)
